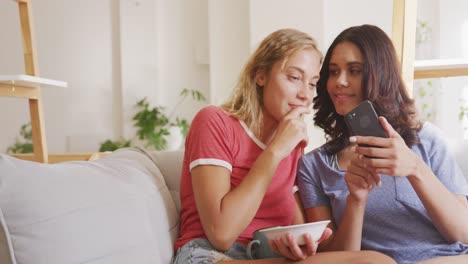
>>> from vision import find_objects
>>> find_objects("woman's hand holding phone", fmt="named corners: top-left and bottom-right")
top-left (344, 100), bottom-right (388, 200)
top-left (350, 117), bottom-right (422, 179)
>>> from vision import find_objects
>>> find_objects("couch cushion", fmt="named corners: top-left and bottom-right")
top-left (0, 147), bottom-right (178, 264)
top-left (150, 150), bottom-right (184, 212)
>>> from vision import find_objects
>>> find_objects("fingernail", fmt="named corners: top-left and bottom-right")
top-left (349, 136), bottom-right (357, 143)
top-left (377, 181), bottom-right (382, 187)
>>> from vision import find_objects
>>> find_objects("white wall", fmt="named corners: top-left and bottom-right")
top-left (323, 0), bottom-right (393, 47)
top-left (0, 1), bottom-right (28, 154)
top-left (0, 0), bottom-right (210, 153)
top-left (3, 0), bottom-right (465, 162)
top-left (208, 0), bottom-right (250, 105)
top-left (0, 0), bottom-right (115, 153)
top-left (118, 0), bottom-right (211, 143)
top-left (249, 0), bottom-right (324, 50)
top-left (157, 0), bottom-right (210, 122)
top-left (119, 0), bottom-right (158, 141)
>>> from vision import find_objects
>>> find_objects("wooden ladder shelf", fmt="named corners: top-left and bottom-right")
top-left (0, 0), bottom-right (67, 163)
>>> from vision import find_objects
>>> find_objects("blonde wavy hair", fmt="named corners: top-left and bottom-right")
top-left (221, 28), bottom-right (322, 135)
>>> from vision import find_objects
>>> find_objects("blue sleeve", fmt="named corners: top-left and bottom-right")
top-left (420, 124), bottom-right (468, 197)
top-left (297, 152), bottom-right (330, 209)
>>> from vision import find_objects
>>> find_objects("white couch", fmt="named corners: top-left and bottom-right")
top-left (0, 148), bottom-right (184, 264)
top-left (1, 144), bottom-right (466, 264)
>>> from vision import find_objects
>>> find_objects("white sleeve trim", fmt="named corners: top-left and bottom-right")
top-left (189, 158), bottom-right (233, 172)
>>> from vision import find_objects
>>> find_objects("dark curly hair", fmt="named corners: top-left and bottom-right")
top-left (313, 24), bottom-right (421, 154)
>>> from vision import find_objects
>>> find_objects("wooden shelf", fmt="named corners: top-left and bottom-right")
top-left (0, 74), bottom-right (67, 99)
top-left (0, 74), bottom-right (67, 87)
top-left (414, 59), bottom-right (468, 79)
top-left (3, 1), bottom-right (53, 163)
top-left (12, 153), bottom-right (96, 164)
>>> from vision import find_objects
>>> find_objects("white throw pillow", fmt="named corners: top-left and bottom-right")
top-left (0, 148), bottom-right (177, 264)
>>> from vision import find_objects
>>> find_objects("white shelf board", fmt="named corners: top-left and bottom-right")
top-left (414, 59), bottom-right (468, 71)
top-left (414, 59), bottom-right (468, 79)
top-left (0, 74), bottom-right (67, 88)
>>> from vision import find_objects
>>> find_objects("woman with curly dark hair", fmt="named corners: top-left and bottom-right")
top-left (297, 24), bottom-right (468, 264)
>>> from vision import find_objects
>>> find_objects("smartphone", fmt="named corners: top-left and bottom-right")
top-left (344, 100), bottom-right (387, 148)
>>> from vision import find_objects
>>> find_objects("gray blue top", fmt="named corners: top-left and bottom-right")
top-left (298, 122), bottom-right (468, 264)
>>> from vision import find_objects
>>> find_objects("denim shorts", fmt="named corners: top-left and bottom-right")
top-left (173, 238), bottom-right (250, 264)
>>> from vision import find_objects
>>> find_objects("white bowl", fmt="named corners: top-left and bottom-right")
top-left (259, 220), bottom-right (331, 246)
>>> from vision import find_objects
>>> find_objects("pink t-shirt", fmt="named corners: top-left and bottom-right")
top-left (174, 105), bottom-right (302, 251)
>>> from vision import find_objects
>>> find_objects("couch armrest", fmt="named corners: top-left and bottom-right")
top-left (150, 150), bottom-right (184, 211)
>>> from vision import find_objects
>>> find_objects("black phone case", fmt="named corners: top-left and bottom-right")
top-left (345, 100), bottom-right (387, 140)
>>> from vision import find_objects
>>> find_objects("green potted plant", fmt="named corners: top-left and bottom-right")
top-left (414, 20), bottom-right (439, 123)
top-left (6, 123), bottom-right (33, 154)
top-left (459, 99), bottom-right (468, 132)
top-left (100, 88), bottom-right (206, 151)
top-left (414, 80), bottom-right (438, 122)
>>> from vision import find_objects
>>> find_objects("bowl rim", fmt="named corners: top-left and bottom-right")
top-left (257, 220), bottom-right (331, 233)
